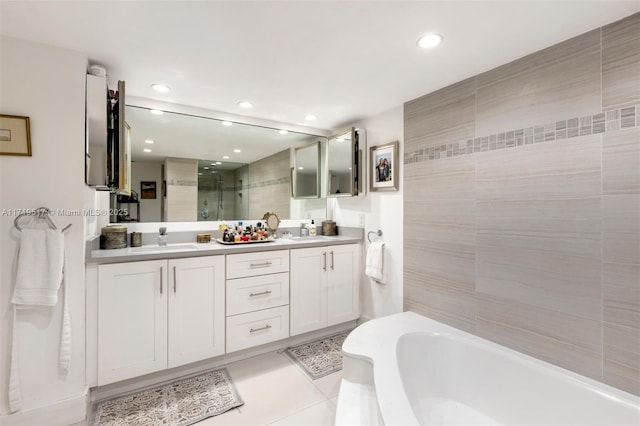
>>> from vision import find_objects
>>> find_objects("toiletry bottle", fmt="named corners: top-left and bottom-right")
top-left (308, 220), bottom-right (317, 236)
top-left (158, 227), bottom-right (168, 246)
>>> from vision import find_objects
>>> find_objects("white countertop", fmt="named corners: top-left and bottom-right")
top-left (87, 235), bottom-right (362, 264)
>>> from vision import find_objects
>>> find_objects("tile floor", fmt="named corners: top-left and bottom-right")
top-left (195, 350), bottom-right (341, 426)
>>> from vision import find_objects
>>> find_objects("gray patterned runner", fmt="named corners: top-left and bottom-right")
top-left (91, 368), bottom-right (243, 426)
top-left (285, 331), bottom-right (351, 379)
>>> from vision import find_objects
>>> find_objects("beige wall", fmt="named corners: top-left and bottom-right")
top-left (248, 149), bottom-right (290, 219)
top-left (165, 157), bottom-right (198, 221)
top-left (404, 13), bottom-right (640, 396)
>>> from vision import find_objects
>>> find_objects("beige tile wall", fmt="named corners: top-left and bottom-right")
top-left (403, 13), bottom-right (640, 395)
top-left (248, 149), bottom-right (291, 219)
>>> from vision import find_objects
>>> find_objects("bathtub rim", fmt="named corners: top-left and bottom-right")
top-left (341, 311), bottom-right (640, 426)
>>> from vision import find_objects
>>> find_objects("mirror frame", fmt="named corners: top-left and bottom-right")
top-left (291, 141), bottom-right (321, 199)
top-left (326, 127), bottom-right (359, 197)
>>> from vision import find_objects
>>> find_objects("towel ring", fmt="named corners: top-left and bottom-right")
top-left (13, 207), bottom-right (72, 232)
top-left (367, 229), bottom-right (382, 243)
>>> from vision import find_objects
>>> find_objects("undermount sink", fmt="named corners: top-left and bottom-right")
top-left (132, 243), bottom-right (199, 251)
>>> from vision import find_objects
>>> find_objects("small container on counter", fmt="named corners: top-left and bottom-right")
top-left (101, 225), bottom-right (128, 249)
top-left (322, 220), bottom-right (336, 236)
top-left (197, 233), bottom-right (211, 243)
top-left (130, 232), bottom-right (142, 247)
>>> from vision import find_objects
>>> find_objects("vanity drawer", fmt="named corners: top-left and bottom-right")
top-left (227, 272), bottom-right (289, 316)
top-left (226, 306), bottom-right (289, 353)
top-left (226, 249), bottom-right (289, 279)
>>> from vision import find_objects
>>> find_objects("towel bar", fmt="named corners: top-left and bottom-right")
top-left (13, 207), bottom-right (72, 232)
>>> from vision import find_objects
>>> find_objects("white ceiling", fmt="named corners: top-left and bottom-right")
top-left (1, 1), bottom-right (638, 131)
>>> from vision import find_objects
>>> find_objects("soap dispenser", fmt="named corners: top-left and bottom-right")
top-left (308, 220), bottom-right (317, 236)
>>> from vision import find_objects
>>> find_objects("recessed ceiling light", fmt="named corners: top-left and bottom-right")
top-left (150, 109), bottom-right (164, 115)
top-left (223, 155), bottom-right (230, 160)
top-left (210, 162), bottom-right (215, 165)
top-left (238, 101), bottom-right (253, 109)
top-left (144, 139), bottom-right (154, 144)
top-left (221, 121), bottom-right (233, 126)
top-left (278, 130), bottom-right (289, 135)
top-left (417, 33), bottom-right (443, 49)
top-left (204, 166), bottom-right (209, 170)
top-left (143, 148), bottom-right (152, 153)
top-left (305, 114), bottom-right (317, 121)
top-left (233, 149), bottom-right (241, 153)
top-left (151, 84), bottom-right (170, 93)
top-left (215, 161), bottom-right (222, 165)
top-left (298, 166), bottom-right (304, 170)
top-left (198, 172), bottom-right (203, 175)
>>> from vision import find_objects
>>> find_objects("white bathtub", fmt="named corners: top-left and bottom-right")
top-left (336, 312), bottom-right (640, 426)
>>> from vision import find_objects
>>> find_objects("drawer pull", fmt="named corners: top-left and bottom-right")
top-left (160, 266), bottom-right (163, 294)
top-left (322, 252), bottom-right (327, 271)
top-left (250, 324), bottom-right (272, 333)
top-left (250, 261), bottom-right (273, 268)
top-left (249, 290), bottom-right (272, 297)
top-left (330, 251), bottom-right (334, 270)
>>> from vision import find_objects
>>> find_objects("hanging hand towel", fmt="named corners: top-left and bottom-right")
top-left (9, 229), bottom-right (70, 413)
top-left (365, 241), bottom-right (386, 284)
top-left (11, 229), bottom-right (64, 306)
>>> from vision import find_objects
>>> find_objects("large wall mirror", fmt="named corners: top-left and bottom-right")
top-left (115, 106), bottom-right (327, 223)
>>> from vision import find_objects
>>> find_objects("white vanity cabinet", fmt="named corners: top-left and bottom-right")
top-left (97, 255), bottom-right (225, 385)
top-left (290, 243), bottom-right (360, 336)
top-left (225, 250), bottom-right (290, 352)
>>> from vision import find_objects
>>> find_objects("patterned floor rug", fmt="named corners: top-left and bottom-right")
top-left (285, 331), bottom-right (351, 380)
top-left (91, 368), bottom-right (243, 426)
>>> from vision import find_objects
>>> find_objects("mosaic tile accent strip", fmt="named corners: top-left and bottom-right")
top-left (168, 179), bottom-right (198, 187)
top-left (91, 368), bottom-right (243, 426)
top-left (225, 176), bottom-right (291, 192)
top-left (285, 331), bottom-right (351, 379)
top-left (405, 105), bottom-right (640, 164)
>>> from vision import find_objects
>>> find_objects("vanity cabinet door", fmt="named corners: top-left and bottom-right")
top-left (290, 246), bottom-right (328, 336)
top-left (168, 256), bottom-right (225, 368)
top-left (327, 244), bottom-right (360, 326)
top-left (98, 260), bottom-right (168, 385)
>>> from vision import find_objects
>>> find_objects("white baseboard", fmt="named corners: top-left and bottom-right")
top-left (0, 392), bottom-right (87, 426)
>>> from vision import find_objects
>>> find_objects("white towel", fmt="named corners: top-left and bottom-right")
top-left (9, 228), bottom-right (70, 413)
top-left (12, 229), bottom-right (65, 306)
top-left (365, 241), bottom-right (386, 284)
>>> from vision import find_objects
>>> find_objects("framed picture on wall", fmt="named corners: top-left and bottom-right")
top-left (369, 141), bottom-right (398, 192)
top-left (0, 114), bottom-right (32, 156)
top-left (140, 181), bottom-right (157, 199)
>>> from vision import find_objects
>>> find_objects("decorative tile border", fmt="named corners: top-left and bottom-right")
top-left (222, 176), bottom-right (291, 192)
top-left (404, 104), bottom-right (640, 164)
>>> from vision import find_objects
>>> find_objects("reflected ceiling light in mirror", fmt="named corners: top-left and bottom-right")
top-left (215, 161), bottom-right (222, 165)
top-left (221, 121), bottom-right (233, 126)
top-left (278, 130), bottom-right (289, 135)
top-left (150, 109), bottom-right (164, 115)
top-left (233, 149), bottom-right (241, 153)
top-left (151, 84), bottom-right (170, 93)
top-left (417, 33), bottom-right (443, 48)
top-left (305, 114), bottom-right (317, 121)
top-left (298, 166), bottom-right (304, 170)
top-left (144, 139), bottom-right (154, 144)
top-left (143, 148), bottom-right (152, 152)
top-left (204, 166), bottom-right (209, 170)
top-left (198, 172), bottom-right (203, 175)
top-left (238, 101), bottom-right (253, 109)
top-left (336, 138), bottom-right (345, 142)
top-left (223, 156), bottom-right (230, 159)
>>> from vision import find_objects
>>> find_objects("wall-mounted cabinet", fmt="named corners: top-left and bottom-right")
top-left (326, 127), bottom-right (361, 197)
